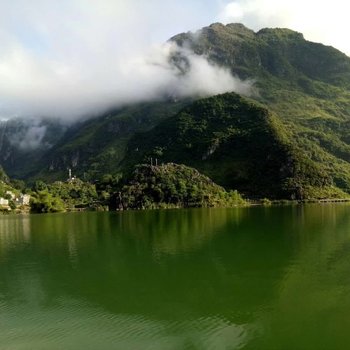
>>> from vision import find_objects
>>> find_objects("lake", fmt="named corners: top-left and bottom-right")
top-left (0, 205), bottom-right (350, 349)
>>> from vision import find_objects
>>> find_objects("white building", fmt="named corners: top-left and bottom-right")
top-left (0, 198), bottom-right (9, 206)
top-left (16, 194), bottom-right (31, 206)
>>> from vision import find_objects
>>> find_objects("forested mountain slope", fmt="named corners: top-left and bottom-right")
top-left (3, 23), bottom-right (350, 199)
top-left (169, 23), bottom-right (350, 193)
top-left (19, 100), bottom-right (187, 181)
top-left (123, 93), bottom-right (342, 199)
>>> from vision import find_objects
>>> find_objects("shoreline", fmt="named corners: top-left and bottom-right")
top-left (2, 198), bottom-right (350, 215)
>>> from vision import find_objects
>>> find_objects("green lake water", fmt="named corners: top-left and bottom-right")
top-left (1, 205), bottom-right (350, 349)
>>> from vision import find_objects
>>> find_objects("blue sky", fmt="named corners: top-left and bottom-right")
top-left (0, 0), bottom-right (349, 119)
top-left (4, 0), bottom-right (224, 54)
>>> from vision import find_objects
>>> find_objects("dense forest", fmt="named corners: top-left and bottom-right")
top-left (112, 163), bottom-right (246, 210)
top-left (123, 93), bottom-right (344, 199)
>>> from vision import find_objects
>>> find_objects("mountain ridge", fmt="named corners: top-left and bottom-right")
top-left (2, 22), bottom-right (350, 199)
top-left (122, 92), bottom-right (340, 199)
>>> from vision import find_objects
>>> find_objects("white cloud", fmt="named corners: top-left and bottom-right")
top-left (0, 0), bottom-right (235, 120)
top-left (0, 0), bottom-right (348, 121)
top-left (0, 38), bottom-right (251, 120)
top-left (218, 0), bottom-right (350, 55)
top-left (169, 48), bottom-right (253, 97)
top-left (10, 123), bottom-right (47, 150)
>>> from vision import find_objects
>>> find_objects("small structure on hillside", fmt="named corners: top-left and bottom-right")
top-left (15, 194), bottom-right (31, 206)
top-left (67, 168), bottom-right (77, 183)
top-left (0, 198), bottom-right (9, 206)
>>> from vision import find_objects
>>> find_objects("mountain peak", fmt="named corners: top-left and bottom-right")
top-left (257, 27), bottom-right (304, 40)
top-left (169, 22), bottom-right (255, 45)
top-left (208, 22), bottom-right (251, 32)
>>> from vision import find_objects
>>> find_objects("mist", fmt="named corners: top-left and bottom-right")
top-left (0, 42), bottom-right (251, 121)
top-left (2, 0), bottom-right (348, 122)
top-left (9, 121), bottom-right (47, 151)
top-left (0, 0), bottom-right (253, 121)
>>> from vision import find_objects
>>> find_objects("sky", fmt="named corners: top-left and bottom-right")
top-left (0, 0), bottom-right (349, 120)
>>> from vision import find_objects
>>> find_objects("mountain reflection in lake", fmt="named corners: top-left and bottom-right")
top-left (0, 205), bottom-right (350, 349)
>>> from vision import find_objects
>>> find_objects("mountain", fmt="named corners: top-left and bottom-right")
top-left (29, 100), bottom-right (188, 182)
top-left (170, 23), bottom-right (350, 88)
top-left (123, 93), bottom-right (342, 199)
top-left (2, 23), bottom-right (350, 199)
top-left (169, 23), bottom-right (350, 193)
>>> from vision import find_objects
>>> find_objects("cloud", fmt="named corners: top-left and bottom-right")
top-left (0, 39), bottom-right (251, 121)
top-left (0, 0), bottom-right (247, 121)
top-left (126, 43), bottom-right (253, 100)
top-left (10, 122), bottom-right (48, 150)
top-left (1, 0), bottom-right (348, 122)
top-left (218, 0), bottom-right (350, 56)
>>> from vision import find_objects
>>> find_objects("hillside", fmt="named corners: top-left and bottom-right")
top-left (170, 23), bottom-right (350, 193)
top-left (32, 100), bottom-right (188, 182)
top-left (123, 93), bottom-right (343, 199)
top-left (0, 166), bottom-right (26, 211)
top-left (2, 23), bottom-right (350, 199)
top-left (114, 163), bottom-right (246, 209)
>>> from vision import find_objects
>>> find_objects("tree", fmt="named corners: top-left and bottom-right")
top-left (33, 180), bottom-right (48, 192)
top-left (30, 191), bottom-right (65, 213)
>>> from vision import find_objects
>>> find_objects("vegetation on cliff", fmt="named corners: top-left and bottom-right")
top-left (29, 179), bottom-right (98, 213)
top-left (112, 163), bottom-right (245, 210)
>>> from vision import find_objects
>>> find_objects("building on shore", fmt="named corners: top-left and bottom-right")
top-left (15, 194), bottom-right (31, 206)
top-left (0, 197), bottom-right (9, 206)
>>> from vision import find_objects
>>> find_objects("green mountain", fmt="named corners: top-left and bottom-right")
top-left (171, 23), bottom-right (350, 88)
top-left (3, 23), bottom-right (350, 199)
top-left (33, 100), bottom-right (188, 182)
top-left (169, 23), bottom-right (350, 194)
top-left (123, 93), bottom-right (343, 199)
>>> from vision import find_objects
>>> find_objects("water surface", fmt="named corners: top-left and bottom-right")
top-left (0, 205), bottom-right (350, 349)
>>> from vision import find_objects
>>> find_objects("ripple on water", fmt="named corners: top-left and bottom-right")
top-left (0, 298), bottom-right (256, 350)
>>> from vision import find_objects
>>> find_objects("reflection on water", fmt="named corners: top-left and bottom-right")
top-left (0, 205), bottom-right (350, 349)
top-left (0, 214), bottom-right (31, 248)
top-left (0, 300), bottom-right (255, 350)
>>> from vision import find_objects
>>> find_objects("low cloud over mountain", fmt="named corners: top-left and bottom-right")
top-left (0, 1), bottom-right (251, 121)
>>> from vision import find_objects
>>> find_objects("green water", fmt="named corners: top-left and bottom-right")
top-left (1, 205), bottom-right (350, 349)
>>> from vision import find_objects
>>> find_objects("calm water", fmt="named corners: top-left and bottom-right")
top-left (1, 205), bottom-right (350, 349)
